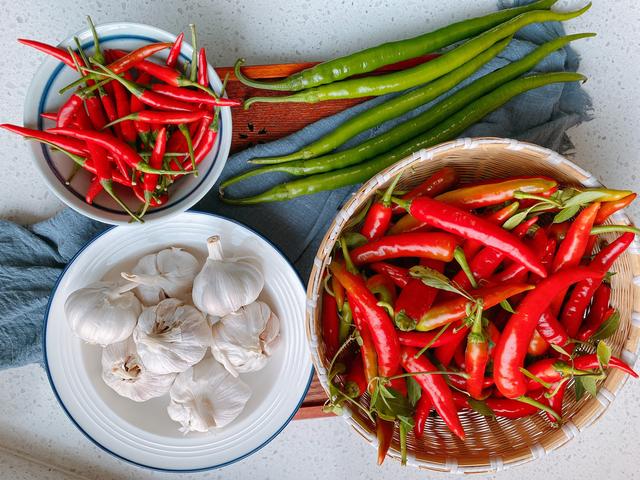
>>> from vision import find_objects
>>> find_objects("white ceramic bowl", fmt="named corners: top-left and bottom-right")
top-left (23, 22), bottom-right (232, 225)
top-left (44, 211), bottom-right (313, 471)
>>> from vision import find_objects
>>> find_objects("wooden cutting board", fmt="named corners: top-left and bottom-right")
top-left (216, 55), bottom-right (436, 420)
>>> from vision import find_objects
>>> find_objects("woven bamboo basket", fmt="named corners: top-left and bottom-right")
top-left (305, 137), bottom-right (640, 473)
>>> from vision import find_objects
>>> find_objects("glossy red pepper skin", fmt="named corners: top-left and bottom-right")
top-left (85, 176), bottom-right (103, 204)
top-left (361, 202), bottom-right (394, 242)
top-left (151, 84), bottom-right (241, 107)
top-left (560, 233), bottom-right (634, 337)
top-left (197, 48), bottom-right (209, 87)
top-left (391, 166), bottom-right (458, 215)
top-left (0, 124), bottom-right (88, 156)
top-left (494, 267), bottom-right (604, 399)
top-left (351, 232), bottom-right (457, 266)
top-left (330, 261), bottom-right (401, 378)
top-left (536, 310), bottom-right (569, 347)
top-left (546, 381), bottom-right (567, 424)
top-left (105, 43), bottom-right (173, 75)
top-left (525, 354), bottom-right (638, 391)
top-left (369, 262), bottom-right (410, 288)
top-left (395, 261), bottom-right (443, 322)
top-left (130, 72), bottom-right (151, 135)
top-left (397, 322), bottom-right (464, 349)
top-left (166, 32), bottom-right (184, 68)
top-left (577, 283), bottom-right (612, 342)
top-left (527, 330), bottom-right (549, 356)
top-left (143, 126), bottom-right (167, 198)
top-left (462, 202), bottom-right (520, 260)
top-left (416, 283), bottom-right (534, 331)
top-left (413, 393), bottom-right (433, 438)
top-left (351, 305), bottom-right (378, 394)
top-left (112, 77), bottom-right (137, 143)
top-left (594, 193), bottom-right (636, 224)
top-left (376, 419), bottom-right (394, 466)
top-left (322, 290), bottom-right (340, 360)
top-left (465, 338), bottom-right (489, 399)
top-left (56, 94), bottom-right (84, 128)
top-left (400, 347), bottom-right (465, 440)
top-left (406, 197), bottom-right (547, 278)
top-left (435, 177), bottom-right (557, 210)
top-left (18, 38), bottom-right (79, 68)
top-left (547, 222), bottom-right (570, 242)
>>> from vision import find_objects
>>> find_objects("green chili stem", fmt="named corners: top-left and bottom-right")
top-left (591, 225), bottom-right (640, 235)
top-left (516, 395), bottom-right (561, 423)
top-left (454, 246), bottom-right (478, 288)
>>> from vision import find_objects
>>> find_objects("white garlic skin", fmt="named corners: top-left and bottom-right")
top-left (121, 247), bottom-right (200, 306)
top-left (167, 357), bottom-right (251, 433)
top-left (211, 301), bottom-right (280, 377)
top-left (133, 298), bottom-right (210, 374)
top-left (191, 236), bottom-right (264, 317)
top-left (64, 281), bottom-right (141, 346)
top-left (102, 337), bottom-right (176, 402)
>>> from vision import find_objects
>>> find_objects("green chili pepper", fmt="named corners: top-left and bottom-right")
top-left (221, 33), bottom-right (593, 190)
top-left (242, 5), bottom-right (590, 108)
top-left (220, 72), bottom-right (585, 205)
top-left (249, 36), bottom-right (512, 166)
top-left (234, 0), bottom-right (558, 92)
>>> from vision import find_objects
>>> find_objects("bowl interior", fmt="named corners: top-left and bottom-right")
top-left (307, 138), bottom-right (640, 472)
top-left (23, 22), bottom-right (232, 225)
top-left (45, 212), bottom-right (312, 471)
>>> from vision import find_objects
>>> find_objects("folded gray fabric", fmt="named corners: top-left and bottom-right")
top-left (0, 0), bottom-right (592, 370)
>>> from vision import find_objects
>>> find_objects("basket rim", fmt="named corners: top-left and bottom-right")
top-left (304, 137), bottom-right (640, 474)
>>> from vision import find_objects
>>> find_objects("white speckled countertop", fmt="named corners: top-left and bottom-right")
top-left (0, 1), bottom-right (638, 478)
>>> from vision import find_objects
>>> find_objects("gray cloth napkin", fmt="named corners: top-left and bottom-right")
top-left (0, 0), bottom-right (592, 370)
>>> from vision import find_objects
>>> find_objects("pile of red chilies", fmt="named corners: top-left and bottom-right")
top-left (322, 166), bottom-right (639, 465)
top-left (1, 19), bottom-right (240, 221)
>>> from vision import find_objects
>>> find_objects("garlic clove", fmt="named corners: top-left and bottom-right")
top-left (65, 281), bottom-right (141, 346)
top-left (210, 301), bottom-right (280, 377)
top-left (191, 236), bottom-right (264, 317)
top-left (122, 247), bottom-right (200, 305)
top-left (102, 337), bottom-right (176, 402)
top-left (133, 298), bottom-right (210, 374)
top-left (167, 356), bottom-right (251, 433)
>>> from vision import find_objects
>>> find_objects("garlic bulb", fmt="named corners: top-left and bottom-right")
top-left (65, 281), bottom-right (141, 345)
top-left (210, 301), bottom-right (280, 377)
top-left (133, 298), bottom-right (210, 374)
top-left (121, 247), bottom-right (200, 305)
top-left (167, 357), bottom-right (251, 433)
top-left (191, 236), bottom-right (264, 317)
top-left (102, 337), bottom-right (176, 402)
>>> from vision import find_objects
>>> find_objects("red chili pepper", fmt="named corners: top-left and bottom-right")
top-left (436, 177), bottom-right (557, 210)
top-left (560, 233), bottom-right (634, 337)
top-left (140, 126), bottom-right (168, 215)
top-left (395, 278), bottom-right (438, 323)
top-left (103, 43), bottom-right (173, 76)
top-left (175, 121), bottom-right (218, 173)
top-left (595, 193), bottom-right (637, 224)
top-left (330, 261), bottom-right (401, 378)
top-left (351, 232), bottom-right (458, 266)
top-left (56, 94), bottom-right (84, 128)
top-left (452, 390), bottom-right (545, 419)
top-left (547, 222), bottom-right (570, 242)
top-left (494, 267), bottom-right (603, 399)
top-left (98, 84), bottom-right (123, 140)
top-left (415, 283), bottom-right (534, 331)
top-left (552, 202), bottom-right (601, 273)
top-left (129, 71), bottom-right (151, 135)
top-left (18, 39), bottom-right (82, 69)
top-left (525, 354), bottom-right (638, 392)
top-left (197, 47), bottom-right (208, 86)
top-left (106, 109), bottom-right (207, 128)
top-left (400, 347), bottom-right (465, 440)
top-left (376, 419), bottom-right (394, 466)
top-left (434, 328), bottom-right (468, 367)
top-left (401, 197), bottom-right (547, 278)
top-left (413, 393), bottom-right (432, 438)
top-left (577, 283), bottom-right (612, 341)
top-left (391, 166), bottom-right (458, 215)
top-left (344, 357), bottom-right (367, 398)
top-left (150, 84), bottom-right (241, 107)
top-left (0, 124), bottom-right (88, 156)
top-left (536, 310), bottom-right (569, 347)
top-left (361, 176), bottom-right (402, 241)
top-left (462, 201), bottom-right (520, 260)
top-left (546, 381), bottom-right (567, 424)
top-left (447, 369), bottom-right (494, 392)
top-left (40, 112), bottom-right (57, 121)
top-left (527, 330), bottom-right (549, 356)
top-left (321, 290), bottom-right (340, 360)
top-left (49, 127), bottom-right (183, 175)
top-left (465, 301), bottom-right (489, 399)
top-left (85, 176), bottom-right (103, 204)
top-left (112, 74), bottom-right (137, 143)
top-left (71, 103), bottom-right (93, 130)
top-left (166, 32), bottom-right (184, 69)
top-left (369, 262), bottom-right (409, 288)
top-left (349, 299), bottom-right (378, 394)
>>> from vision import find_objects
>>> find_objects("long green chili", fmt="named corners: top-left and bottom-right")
top-left (221, 33), bottom-right (593, 189)
top-left (234, 0), bottom-right (558, 92)
top-left (243, 5), bottom-right (590, 108)
top-left (220, 72), bottom-right (585, 205)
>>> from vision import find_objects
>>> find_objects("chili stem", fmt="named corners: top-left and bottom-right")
top-left (189, 24), bottom-right (198, 83)
top-left (178, 124), bottom-right (197, 176)
top-left (591, 225), bottom-right (640, 235)
top-left (454, 246), bottom-right (478, 288)
top-left (515, 395), bottom-right (561, 423)
top-left (414, 323), bottom-right (450, 358)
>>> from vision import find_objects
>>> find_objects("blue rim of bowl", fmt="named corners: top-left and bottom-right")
top-left (42, 210), bottom-right (314, 472)
top-left (37, 34), bottom-right (223, 216)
